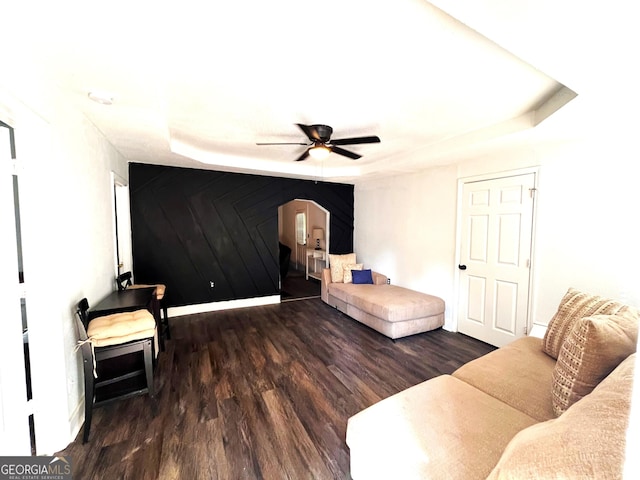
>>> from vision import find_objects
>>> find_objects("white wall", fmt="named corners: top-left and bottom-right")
top-left (354, 88), bottom-right (640, 477)
top-left (354, 97), bottom-right (640, 332)
top-left (354, 165), bottom-right (458, 327)
top-left (0, 85), bottom-right (128, 453)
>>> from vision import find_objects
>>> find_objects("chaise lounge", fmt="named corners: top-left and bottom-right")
top-left (321, 253), bottom-right (445, 339)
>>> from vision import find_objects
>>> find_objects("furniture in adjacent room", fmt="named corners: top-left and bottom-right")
top-left (312, 228), bottom-right (324, 250)
top-left (75, 298), bottom-right (157, 443)
top-left (279, 242), bottom-right (292, 280)
top-left (306, 248), bottom-right (326, 281)
top-left (346, 288), bottom-right (639, 479)
top-left (116, 271), bottom-right (169, 350)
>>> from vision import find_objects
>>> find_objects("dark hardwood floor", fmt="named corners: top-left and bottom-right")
top-left (58, 298), bottom-right (495, 479)
top-left (280, 269), bottom-right (320, 301)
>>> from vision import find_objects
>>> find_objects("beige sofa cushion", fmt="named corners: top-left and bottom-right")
top-left (329, 253), bottom-right (356, 283)
top-left (347, 285), bottom-right (444, 322)
top-left (488, 353), bottom-right (636, 480)
top-left (453, 336), bottom-right (556, 422)
top-left (551, 312), bottom-right (638, 416)
top-left (347, 375), bottom-right (538, 480)
top-left (327, 282), bottom-right (358, 303)
top-left (542, 288), bottom-right (634, 359)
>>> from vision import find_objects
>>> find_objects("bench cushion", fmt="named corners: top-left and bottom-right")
top-left (87, 309), bottom-right (156, 347)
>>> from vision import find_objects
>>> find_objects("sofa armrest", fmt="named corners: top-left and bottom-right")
top-left (321, 268), bottom-right (332, 303)
top-left (372, 271), bottom-right (388, 285)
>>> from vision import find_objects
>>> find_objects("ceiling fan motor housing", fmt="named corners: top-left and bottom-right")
top-left (311, 124), bottom-right (333, 143)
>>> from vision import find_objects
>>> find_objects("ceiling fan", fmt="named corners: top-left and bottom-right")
top-left (256, 124), bottom-right (381, 162)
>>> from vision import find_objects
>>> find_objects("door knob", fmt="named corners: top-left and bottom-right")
top-left (458, 264), bottom-right (467, 270)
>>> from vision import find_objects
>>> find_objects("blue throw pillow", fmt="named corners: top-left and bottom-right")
top-left (352, 269), bottom-right (374, 284)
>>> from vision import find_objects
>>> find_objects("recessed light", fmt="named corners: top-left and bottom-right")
top-left (87, 91), bottom-right (115, 105)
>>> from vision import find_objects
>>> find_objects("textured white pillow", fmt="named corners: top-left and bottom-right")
top-left (329, 253), bottom-right (356, 283)
top-left (343, 263), bottom-right (364, 283)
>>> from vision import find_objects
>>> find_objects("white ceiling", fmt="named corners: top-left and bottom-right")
top-left (7, 0), bottom-right (634, 183)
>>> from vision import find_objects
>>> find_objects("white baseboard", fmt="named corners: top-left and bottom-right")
top-left (68, 395), bottom-right (84, 446)
top-left (167, 295), bottom-right (281, 318)
top-left (529, 323), bottom-right (547, 338)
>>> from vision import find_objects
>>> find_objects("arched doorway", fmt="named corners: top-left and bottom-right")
top-left (278, 199), bottom-right (330, 301)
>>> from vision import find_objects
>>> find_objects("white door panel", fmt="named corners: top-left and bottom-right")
top-left (458, 172), bottom-right (536, 347)
top-left (494, 280), bottom-right (518, 333)
top-left (467, 275), bottom-right (486, 323)
top-left (469, 215), bottom-right (488, 262)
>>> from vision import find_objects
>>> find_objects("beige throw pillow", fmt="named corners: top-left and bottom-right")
top-left (343, 263), bottom-right (363, 283)
top-left (329, 253), bottom-right (356, 283)
top-left (542, 288), bottom-right (633, 359)
top-left (488, 354), bottom-right (636, 480)
top-left (551, 312), bottom-right (638, 416)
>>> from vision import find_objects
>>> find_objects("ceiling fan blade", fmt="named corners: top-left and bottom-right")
top-left (256, 142), bottom-right (309, 145)
top-left (294, 149), bottom-right (311, 162)
top-left (331, 146), bottom-right (361, 160)
top-left (331, 136), bottom-right (381, 145)
top-left (296, 123), bottom-right (321, 142)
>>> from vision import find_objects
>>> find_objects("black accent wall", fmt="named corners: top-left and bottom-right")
top-left (129, 163), bottom-right (354, 308)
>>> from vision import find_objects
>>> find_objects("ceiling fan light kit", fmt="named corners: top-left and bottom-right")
top-left (309, 144), bottom-right (331, 160)
top-left (257, 123), bottom-right (381, 162)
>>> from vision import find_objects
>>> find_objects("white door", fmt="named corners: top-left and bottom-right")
top-left (113, 176), bottom-right (133, 277)
top-left (457, 172), bottom-right (536, 347)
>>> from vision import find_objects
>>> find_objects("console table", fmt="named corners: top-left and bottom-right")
top-left (306, 248), bottom-right (326, 281)
top-left (88, 287), bottom-right (158, 320)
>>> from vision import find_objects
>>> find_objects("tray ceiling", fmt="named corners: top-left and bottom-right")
top-left (4, 0), bottom-right (584, 182)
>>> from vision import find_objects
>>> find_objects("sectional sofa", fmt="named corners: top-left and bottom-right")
top-left (346, 288), bottom-right (639, 479)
